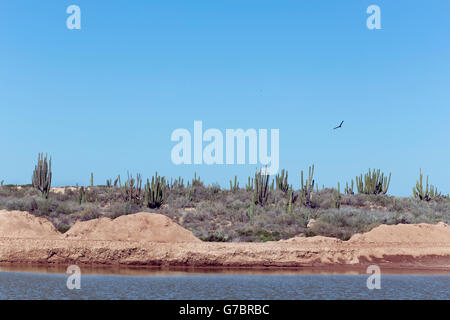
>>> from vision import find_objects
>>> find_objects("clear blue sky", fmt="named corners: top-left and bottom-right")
top-left (1, 0), bottom-right (449, 196)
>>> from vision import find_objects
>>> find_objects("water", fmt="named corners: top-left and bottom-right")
top-left (0, 267), bottom-right (449, 300)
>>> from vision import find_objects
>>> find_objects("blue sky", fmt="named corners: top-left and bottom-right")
top-left (0, 0), bottom-right (449, 196)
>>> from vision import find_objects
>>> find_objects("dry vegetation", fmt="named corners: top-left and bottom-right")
top-left (0, 179), bottom-right (449, 242)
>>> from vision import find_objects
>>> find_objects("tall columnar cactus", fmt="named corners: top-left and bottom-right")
top-left (345, 180), bottom-right (354, 195)
top-left (90, 172), bottom-right (94, 187)
top-left (246, 177), bottom-right (254, 191)
top-left (78, 186), bottom-right (87, 204)
top-left (171, 176), bottom-right (184, 189)
top-left (275, 169), bottom-right (289, 193)
top-left (333, 182), bottom-right (341, 209)
top-left (300, 165), bottom-right (315, 207)
top-left (192, 172), bottom-right (201, 186)
top-left (248, 192), bottom-right (256, 222)
top-left (122, 172), bottom-right (143, 204)
top-left (229, 175), bottom-right (239, 192)
top-left (413, 170), bottom-right (441, 201)
top-left (355, 169), bottom-right (391, 195)
top-left (145, 172), bottom-right (166, 208)
top-left (254, 168), bottom-right (270, 206)
top-left (113, 174), bottom-right (122, 188)
top-left (32, 152), bottom-right (52, 199)
top-left (286, 187), bottom-right (298, 214)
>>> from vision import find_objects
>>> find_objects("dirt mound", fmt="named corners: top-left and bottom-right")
top-left (0, 210), bottom-right (61, 239)
top-left (349, 222), bottom-right (450, 243)
top-left (64, 212), bottom-right (201, 242)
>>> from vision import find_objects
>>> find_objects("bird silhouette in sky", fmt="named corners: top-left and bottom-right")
top-left (333, 120), bottom-right (344, 130)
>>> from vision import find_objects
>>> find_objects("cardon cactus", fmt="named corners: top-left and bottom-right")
top-left (355, 169), bottom-right (391, 195)
top-left (413, 169), bottom-right (441, 201)
top-left (254, 168), bottom-right (270, 206)
top-left (300, 165), bottom-right (315, 207)
top-left (32, 153), bottom-right (52, 199)
top-left (145, 172), bottom-right (166, 208)
top-left (230, 175), bottom-right (239, 192)
top-left (122, 172), bottom-right (143, 204)
top-left (275, 169), bottom-right (289, 193)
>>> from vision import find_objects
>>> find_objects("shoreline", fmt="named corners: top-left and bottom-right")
top-left (1, 263), bottom-right (450, 276)
top-left (1, 237), bottom-right (449, 273)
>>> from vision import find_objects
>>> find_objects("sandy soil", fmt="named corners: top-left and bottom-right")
top-left (63, 212), bottom-right (200, 242)
top-left (0, 210), bottom-right (60, 239)
top-left (0, 210), bottom-right (449, 270)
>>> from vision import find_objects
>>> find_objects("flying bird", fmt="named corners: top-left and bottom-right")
top-left (333, 120), bottom-right (344, 130)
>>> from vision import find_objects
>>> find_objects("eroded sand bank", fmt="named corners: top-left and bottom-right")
top-left (0, 210), bottom-right (449, 270)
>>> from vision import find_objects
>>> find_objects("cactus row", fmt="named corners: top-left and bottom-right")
top-left (168, 176), bottom-right (184, 189)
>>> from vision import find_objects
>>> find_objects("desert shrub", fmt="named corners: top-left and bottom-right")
top-left (308, 221), bottom-right (353, 240)
top-left (35, 198), bottom-right (60, 216)
top-left (0, 197), bottom-right (38, 212)
top-left (170, 196), bottom-right (190, 209)
top-left (79, 206), bottom-right (101, 221)
top-left (57, 225), bottom-right (71, 233)
top-left (55, 201), bottom-right (78, 215)
top-left (200, 230), bottom-right (230, 242)
top-left (104, 202), bottom-right (142, 219)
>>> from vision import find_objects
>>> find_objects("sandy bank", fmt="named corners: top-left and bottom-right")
top-left (0, 210), bottom-right (449, 270)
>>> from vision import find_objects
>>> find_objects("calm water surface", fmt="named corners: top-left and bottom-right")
top-left (0, 266), bottom-right (448, 300)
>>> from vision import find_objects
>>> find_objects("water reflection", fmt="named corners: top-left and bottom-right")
top-left (0, 264), bottom-right (448, 276)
